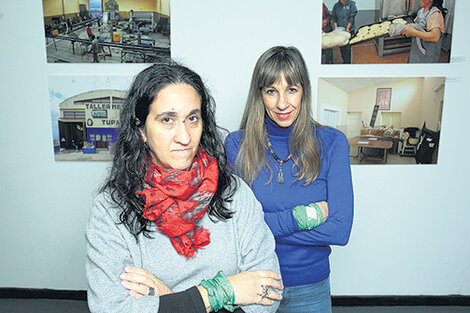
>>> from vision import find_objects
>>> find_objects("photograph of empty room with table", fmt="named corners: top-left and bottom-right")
top-left (317, 77), bottom-right (445, 165)
top-left (321, 0), bottom-right (455, 64)
top-left (42, 0), bottom-right (170, 63)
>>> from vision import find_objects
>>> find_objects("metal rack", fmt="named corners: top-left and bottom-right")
top-left (374, 26), bottom-right (412, 58)
top-left (375, 0), bottom-right (421, 57)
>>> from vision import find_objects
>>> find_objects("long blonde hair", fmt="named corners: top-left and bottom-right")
top-left (236, 46), bottom-right (322, 185)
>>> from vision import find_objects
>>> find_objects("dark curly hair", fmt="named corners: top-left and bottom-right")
top-left (431, 0), bottom-right (448, 18)
top-left (102, 63), bottom-right (236, 238)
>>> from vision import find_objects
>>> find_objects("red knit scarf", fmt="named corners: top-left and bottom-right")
top-left (136, 148), bottom-right (218, 259)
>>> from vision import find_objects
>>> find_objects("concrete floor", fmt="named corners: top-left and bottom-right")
top-left (54, 149), bottom-right (114, 162)
top-left (0, 299), bottom-right (469, 313)
top-left (45, 21), bottom-right (170, 63)
top-left (0, 299), bottom-right (90, 313)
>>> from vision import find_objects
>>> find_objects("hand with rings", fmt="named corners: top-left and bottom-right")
top-left (227, 270), bottom-right (283, 306)
top-left (120, 266), bottom-right (173, 300)
top-left (261, 285), bottom-right (269, 299)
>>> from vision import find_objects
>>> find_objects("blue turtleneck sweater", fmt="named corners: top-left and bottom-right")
top-left (224, 117), bottom-right (354, 287)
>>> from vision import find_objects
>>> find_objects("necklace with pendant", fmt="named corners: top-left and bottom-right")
top-left (266, 134), bottom-right (292, 184)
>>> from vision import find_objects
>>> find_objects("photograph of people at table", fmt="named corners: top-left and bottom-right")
top-left (86, 63), bottom-right (283, 313)
top-left (225, 46), bottom-right (354, 313)
top-left (321, 0), bottom-right (455, 64)
top-left (318, 76), bottom-right (445, 165)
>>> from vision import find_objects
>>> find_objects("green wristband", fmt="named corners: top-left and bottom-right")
top-left (293, 202), bottom-right (324, 230)
top-left (307, 203), bottom-right (324, 228)
top-left (199, 271), bottom-right (240, 312)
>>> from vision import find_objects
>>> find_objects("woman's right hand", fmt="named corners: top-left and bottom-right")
top-left (227, 270), bottom-right (283, 306)
top-left (400, 24), bottom-right (416, 37)
top-left (120, 266), bottom-right (173, 300)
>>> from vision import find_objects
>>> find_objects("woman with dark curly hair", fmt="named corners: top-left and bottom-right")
top-left (401, 0), bottom-right (448, 63)
top-left (86, 63), bottom-right (282, 313)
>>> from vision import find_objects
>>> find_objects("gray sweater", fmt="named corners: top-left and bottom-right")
top-left (86, 178), bottom-right (281, 313)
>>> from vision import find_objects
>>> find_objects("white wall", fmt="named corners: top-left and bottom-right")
top-left (348, 78), bottom-right (425, 128)
top-left (317, 79), bottom-right (349, 133)
top-left (0, 0), bottom-right (469, 295)
top-left (420, 77), bottom-right (445, 130)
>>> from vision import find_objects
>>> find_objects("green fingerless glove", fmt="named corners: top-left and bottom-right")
top-left (199, 271), bottom-right (240, 312)
top-left (293, 202), bottom-right (324, 230)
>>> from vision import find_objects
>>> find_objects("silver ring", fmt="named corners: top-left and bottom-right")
top-left (261, 285), bottom-right (268, 299)
top-left (148, 287), bottom-right (156, 296)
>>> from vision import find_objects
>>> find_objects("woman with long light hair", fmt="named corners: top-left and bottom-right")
top-left (225, 46), bottom-right (354, 313)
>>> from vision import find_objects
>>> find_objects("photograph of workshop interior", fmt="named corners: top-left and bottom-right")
top-left (317, 77), bottom-right (445, 165)
top-left (321, 0), bottom-right (455, 64)
top-left (42, 0), bottom-right (170, 63)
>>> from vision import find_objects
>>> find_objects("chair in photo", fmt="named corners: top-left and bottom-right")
top-left (400, 127), bottom-right (420, 156)
top-left (400, 131), bottom-right (418, 156)
top-left (415, 122), bottom-right (440, 164)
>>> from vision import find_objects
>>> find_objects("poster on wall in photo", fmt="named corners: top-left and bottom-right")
top-left (318, 77), bottom-right (445, 165)
top-left (49, 75), bottom-right (133, 161)
top-left (321, 0), bottom-right (456, 64)
top-left (376, 88), bottom-right (391, 110)
top-left (42, 0), bottom-right (170, 63)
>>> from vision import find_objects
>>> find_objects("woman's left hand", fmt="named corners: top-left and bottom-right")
top-left (228, 270), bottom-right (283, 306)
top-left (120, 266), bottom-right (173, 300)
top-left (400, 25), bottom-right (416, 37)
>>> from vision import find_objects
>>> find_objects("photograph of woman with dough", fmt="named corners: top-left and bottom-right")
top-left (321, 0), bottom-right (455, 64)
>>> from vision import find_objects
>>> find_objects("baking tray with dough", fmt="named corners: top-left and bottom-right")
top-left (348, 17), bottom-right (411, 45)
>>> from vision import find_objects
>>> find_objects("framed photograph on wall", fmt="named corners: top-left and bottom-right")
top-left (317, 77), bottom-right (446, 165)
top-left (42, 0), bottom-right (171, 64)
top-left (376, 88), bottom-right (391, 110)
top-left (48, 75), bottom-right (133, 161)
top-left (320, 1), bottom-right (455, 64)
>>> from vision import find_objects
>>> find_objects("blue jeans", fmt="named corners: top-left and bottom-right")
top-left (277, 278), bottom-right (332, 313)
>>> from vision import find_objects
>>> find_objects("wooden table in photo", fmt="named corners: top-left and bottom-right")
top-left (348, 136), bottom-right (394, 163)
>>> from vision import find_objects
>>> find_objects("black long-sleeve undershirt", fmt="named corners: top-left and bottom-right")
top-left (158, 286), bottom-right (245, 313)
